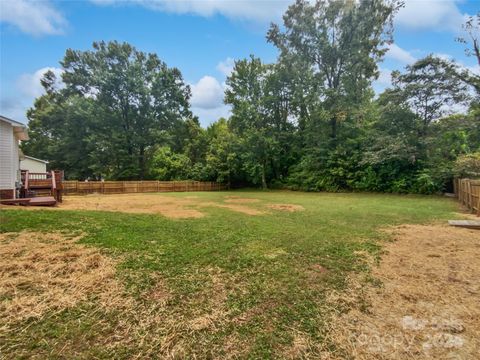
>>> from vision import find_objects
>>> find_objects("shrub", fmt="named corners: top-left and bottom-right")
top-left (453, 152), bottom-right (480, 178)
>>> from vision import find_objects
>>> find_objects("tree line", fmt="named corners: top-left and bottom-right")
top-left (23, 0), bottom-right (480, 194)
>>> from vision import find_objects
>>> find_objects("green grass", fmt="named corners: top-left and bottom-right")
top-left (0, 190), bottom-right (459, 358)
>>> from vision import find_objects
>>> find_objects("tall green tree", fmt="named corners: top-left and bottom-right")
top-left (61, 41), bottom-right (191, 179)
top-left (387, 56), bottom-right (469, 138)
top-left (268, 0), bottom-right (399, 141)
top-left (225, 57), bottom-right (294, 188)
top-left (225, 57), bottom-right (273, 188)
top-left (204, 118), bottom-right (241, 186)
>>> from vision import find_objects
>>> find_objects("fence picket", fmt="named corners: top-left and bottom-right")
top-left (454, 178), bottom-right (480, 216)
top-left (62, 180), bottom-right (226, 195)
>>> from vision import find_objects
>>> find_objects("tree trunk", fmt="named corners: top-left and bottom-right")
top-left (331, 116), bottom-right (337, 140)
top-left (261, 161), bottom-right (267, 190)
top-left (139, 146), bottom-right (145, 180)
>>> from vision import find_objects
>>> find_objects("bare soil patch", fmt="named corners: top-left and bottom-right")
top-left (29, 194), bottom-right (269, 218)
top-left (0, 231), bottom-right (124, 327)
top-left (2, 194), bottom-right (267, 218)
top-left (267, 203), bottom-right (305, 212)
top-left (61, 194), bottom-right (205, 219)
top-left (325, 224), bottom-right (480, 359)
top-left (3, 194), bottom-right (303, 218)
top-left (224, 196), bottom-right (260, 204)
top-left (203, 202), bottom-right (265, 215)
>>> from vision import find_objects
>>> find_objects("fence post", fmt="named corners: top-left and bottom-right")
top-left (467, 180), bottom-right (473, 212)
top-left (477, 185), bottom-right (480, 216)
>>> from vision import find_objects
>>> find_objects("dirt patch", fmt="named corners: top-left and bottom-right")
top-left (325, 224), bottom-right (480, 359)
top-left (267, 204), bottom-right (305, 212)
top-left (7, 194), bottom-right (268, 219)
top-left (0, 231), bottom-right (125, 326)
top-left (224, 197), bottom-right (260, 204)
top-left (60, 194), bottom-right (205, 219)
top-left (201, 201), bottom-right (265, 215)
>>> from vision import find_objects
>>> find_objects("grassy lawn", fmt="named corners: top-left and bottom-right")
top-left (0, 191), bottom-right (459, 358)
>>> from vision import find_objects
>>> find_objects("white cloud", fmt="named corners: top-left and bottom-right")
top-left (377, 68), bottom-right (392, 87)
top-left (191, 105), bottom-right (231, 127)
top-left (0, 0), bottom-right (67, 36)
top-left (0, 97), bottom-right (29, 123)
top-left (0, 67), bottom-right (64, 123)
top-left (395, 0), bottom-right (469, 32)
top-left (17, 67), bottom-right (64, 98)
top-left (386, 44), bottom-right (416, 64)
top-left (217, 57), bottom-right (235, 77)
top-left (89, 0), bottom-right (290, 23)
top-left (435, 53), bottom-right (454, 61)
top-left (190, 75), bottom-right (224, 109)
top-left (372, 67), bottom-right (393, 95)
top-left (189, 74), bottom-right (231, 125)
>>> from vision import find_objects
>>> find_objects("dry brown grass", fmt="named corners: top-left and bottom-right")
top-left (61, 194), bottom-right (205, 218)
top-left (224, 197), bottom-right (260, 204)
top-left (9, 193), bottom-right (271, 218)
top-left (98, 266), bottom-right (248, 359)
top-left (0, 231), bottom-right (250, 358)
top-left (267, 203), bottom-right (305, 212)
top-left (0, 231), bottom-right (125, 327)
top-left (323, 224), bottom-right (480, 359)
top-left (203, 201), bottom-right (265, 215)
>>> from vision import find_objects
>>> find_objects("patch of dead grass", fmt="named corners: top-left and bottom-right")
top-left (267, 204), bottom-right (305, 212)
top-left (0, 231), bottom-right (126, 327)
top-left (0, 230), bottom-right (254, 358)
top-left (3, 194), bottom-right (313, 219)
top-left (323, 224), bottom-right (480, 359)
top-left (224, 197), bottom-right (260, 204)
top-left (201, 201), bottom-right (265, 215)
top-left (14, 194), bottom-right (270, 218)
top-left (61, 194), bottom-right (205, 219)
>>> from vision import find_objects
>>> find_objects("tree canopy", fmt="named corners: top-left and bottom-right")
top-left (22, 1), bottom-right (480, 194)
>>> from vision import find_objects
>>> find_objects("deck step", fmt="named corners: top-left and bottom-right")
top-left (1, 197), bottom-right (57, 207)
top-left (28, 196), bottom-right (57, 206)
top-left (448, 220), bottom-right (480, 229)
top-left (0, 198), bottom-right (32, 205)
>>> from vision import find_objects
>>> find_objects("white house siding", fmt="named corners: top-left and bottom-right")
top-left (20, 157), bottom-right (47, 173)
top-left (13, 132), bottom-right (20, 183)
top-left (0, 120), bottom-right (15, 191)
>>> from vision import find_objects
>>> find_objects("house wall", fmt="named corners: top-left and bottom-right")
top-left (20, 158), bottom-right (47, 173)
top-left (0, 120), bottom-right (22, 199)
top-left (0, 120), bottom-right (15, 192)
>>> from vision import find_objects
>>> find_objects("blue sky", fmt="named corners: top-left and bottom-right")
top-left (1, 0), bottom-right (479, 127)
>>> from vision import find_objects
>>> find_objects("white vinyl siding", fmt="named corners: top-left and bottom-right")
top-left (20, 157), bottom-right (47, 173)
top-left (0, 120), bottom-right (15, 190)
top-left (12, 131), bottom-right (20, 184)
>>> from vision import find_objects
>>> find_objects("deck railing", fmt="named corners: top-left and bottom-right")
top-left (20, 170), bottom-right (64, 202)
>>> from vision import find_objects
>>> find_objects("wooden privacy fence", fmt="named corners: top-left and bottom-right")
top-left (63, 180), bottom-right (227, 195)
top-left (453, 178), bottom-right (480, 215)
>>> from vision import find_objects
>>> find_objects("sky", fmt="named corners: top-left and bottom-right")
top-left (0, 0), bottom-right (479, 127)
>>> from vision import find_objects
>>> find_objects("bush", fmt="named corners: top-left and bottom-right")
top-left (453, 153), bottom-right (480, 178)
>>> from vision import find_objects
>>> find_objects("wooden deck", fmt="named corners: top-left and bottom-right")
top-left (1, 170), bottom-right (63, 208)
top-left (0, 196), bottom-right (57, 206)
top-left (21, 170), bottom-right (63, 202)
top-left (28, 196), bottom-right (57, 206)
